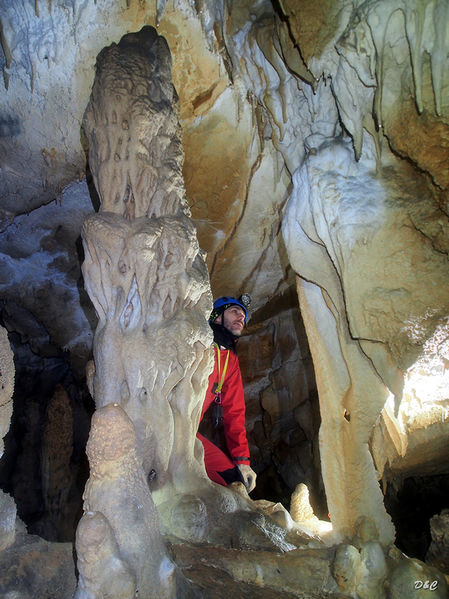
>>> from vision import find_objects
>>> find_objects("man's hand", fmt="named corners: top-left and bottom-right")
top-left (237, 464), bottom-right (257, 493)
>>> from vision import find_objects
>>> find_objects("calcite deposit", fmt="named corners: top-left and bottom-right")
top-left (83, 26), bottom-right (189, 220)
top-left (283, 136), bottom-right (449, 544)
top-left (0, 0), bottom-right (449, 597)
top-left (77, 26), bottom-right (213, 597)
top-left (81, 27), bottom-right (214, 506)
top-left (76, 404), bottom-right (176, 599)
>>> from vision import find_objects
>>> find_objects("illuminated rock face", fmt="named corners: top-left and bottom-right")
top-left (83, 26), bottom-right (189, 220)
top-left (283, 137), bottom-right (449, 544)
top-left (0, 325), bottom-right (14, 462)
top-left (278, 0), bottom-right (449, 544)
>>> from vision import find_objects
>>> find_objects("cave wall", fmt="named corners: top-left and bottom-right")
top-left (239, 301), bottom-right (322, 511)
top-left (0, 0), bottom-right (449, 595)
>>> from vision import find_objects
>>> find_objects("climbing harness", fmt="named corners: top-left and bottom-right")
top-left (211, 343), bottom-right (230, 428)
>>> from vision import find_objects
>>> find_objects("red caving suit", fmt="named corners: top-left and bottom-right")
top-left (197, 345), bottom-right (250, 486)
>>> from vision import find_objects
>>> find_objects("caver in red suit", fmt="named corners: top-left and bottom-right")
top-left (197, 296), bottom-right (257, 492)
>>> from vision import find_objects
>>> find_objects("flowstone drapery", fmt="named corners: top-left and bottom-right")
top-left (81, 212), bottom-right (213, 496)
top-left (283, 137), bottom-right (449, 546)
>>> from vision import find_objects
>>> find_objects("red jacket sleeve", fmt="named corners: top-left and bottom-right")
top-left (221, 351), bottom-right (250, 465)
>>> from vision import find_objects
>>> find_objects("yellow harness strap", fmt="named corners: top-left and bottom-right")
top-left (214, 343), bottom-right (230, 394)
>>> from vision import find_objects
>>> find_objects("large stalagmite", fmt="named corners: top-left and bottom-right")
top-left (76, 26), bottom-right (214, 597)
top-left (81, 25), bottom-right (214, 495)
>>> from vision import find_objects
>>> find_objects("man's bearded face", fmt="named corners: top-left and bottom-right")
top-left (218, 305), bottom-right (246, 336)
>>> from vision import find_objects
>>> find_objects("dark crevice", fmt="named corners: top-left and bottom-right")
top-left (0, 318), bottom-right (93, 543)
top-left (384, 475), bottom-right (449, 561)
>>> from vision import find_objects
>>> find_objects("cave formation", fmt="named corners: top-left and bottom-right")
top-left (1, 1), bottom-right (449, 597)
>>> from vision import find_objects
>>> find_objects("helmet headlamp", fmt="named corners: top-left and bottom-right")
top-left (209, 293), bottom-right (251, 323)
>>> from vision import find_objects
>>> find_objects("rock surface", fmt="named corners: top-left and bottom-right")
top-left (426, 509), bottom-right (449, 575)
top-left (0, 0), bottom-right (449, 596)
top-left (0, 324), bottom-right (16, 553)
top-left (77, 404), bottom-right (176, 599)
top-left (0, 532), bottom-right (76, 599)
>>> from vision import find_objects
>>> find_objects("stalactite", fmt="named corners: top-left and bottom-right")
top-left (326, 0), bottom-right (449, 162)
top-left (156, 0), bottom-right (167, 26)
top-left (0, 19), bottom-right (11, 91)
top-left (255, 18), bottom-right (289, 140)
top-left (274, 14), bottom-right (316, 89)
top-left (369, 0), bottom-right (448, 120)
top-left (429, 0), bottom-right (448, 116)
top-left (404, 4), bottom-right (425, 114)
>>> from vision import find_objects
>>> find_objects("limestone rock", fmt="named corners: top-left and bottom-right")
top-left (278, 0), bottom-right (342, 65)
top-left (388, 557), bottom-right (448, 599)
top-left (0, 532), bottom-right (76, 599)
top-left (1, 2), bottom-right (449, 596)
top-left (357, 541), bottom-right (387, 599)
top-left (172, 542), bottom-right (337, 598)
top-left (81, 28), bottom-right (214, 505)
top-left (79, 403), bottom-right (175, 599)
top-left (283, 132), bottom-right (449, 544)
top-left (0, 324), bottom-right (16, 552)
top-left (253, 499), bottom-right (295, 531)
top-left (283, 140), bottom-right (395, 544)
top-left (426, 509), bottom-right (449, 574)
top-left (75, 511), bottom-right (136, 599)
top-left (290, 483), bottom-right (315, 522)
top-left (332, 540), bottom-right (388, 599)
top-left (0, 182), bottom-right (95, 377)
top-left (83, 26), bottom-right (189, 220)
top-left (332, 544), bottom-right (362, 595)
top-left (81, 211), bottom-right (213, 494)
top-left (0, 491), bottom-right (16, 552)
top-left (169, 495), bottom-right (208, 543)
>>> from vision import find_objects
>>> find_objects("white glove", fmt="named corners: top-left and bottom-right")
top-left (237, 464), bottom-right (257, 493)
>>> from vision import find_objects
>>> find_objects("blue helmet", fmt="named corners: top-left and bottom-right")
top-left (210, 294), bottom-right (251, 323)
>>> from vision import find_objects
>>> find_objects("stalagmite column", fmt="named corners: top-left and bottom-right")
top-left (76, 26), bottom-right (214, 597)
top-left (81, 25), bottom-right (214, 497)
